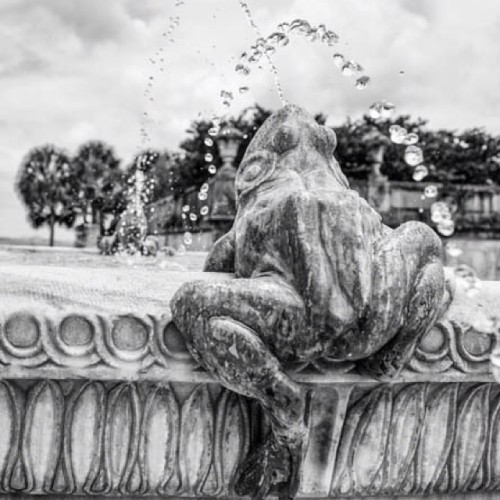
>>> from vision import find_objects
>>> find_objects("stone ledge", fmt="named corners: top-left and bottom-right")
top-left (0, 264), bottom-right (498, 382)
top-left (0, 379), bottom-right (498, 497)
top-left (1, 263), bottom-right (500, 498)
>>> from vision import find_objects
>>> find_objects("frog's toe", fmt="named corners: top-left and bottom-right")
top-left (233, 433), bottom-right (292, 499)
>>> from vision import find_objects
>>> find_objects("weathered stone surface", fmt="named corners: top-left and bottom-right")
top-left (1, 106), bottom-right (500, 498)
top-left (0, 260), bottom-right (499, 498)
top-left (171, 105), bottom-right (450, 497)
top-left (0, 379), bottom-right (497, 497)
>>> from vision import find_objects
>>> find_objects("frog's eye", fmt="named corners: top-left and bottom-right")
top-left (239, 161), bottom-right (262, 183)
top-left (272, 126), bottom-right (299, 155)
top-left (236, 151), bottom-right (276, 199)
top-left (314, 126), bottom-right (337, 156)
top-left (324, 126), bottom-right (337, 153)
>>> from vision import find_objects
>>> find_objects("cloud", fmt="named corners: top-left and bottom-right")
top-left (1, 0), bottom-right (500, 239)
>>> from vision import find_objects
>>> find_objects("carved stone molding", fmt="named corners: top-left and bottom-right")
top-left (0, 310), bottom-right (193, 370)
top-left (0, 380), bottom-right (250, 496)
top-left (409, 319), bottom-right (495, 374)
top-left (1, 264), bottom-right (500, 498)
top-left (0, 379), bottom-right (499, 498)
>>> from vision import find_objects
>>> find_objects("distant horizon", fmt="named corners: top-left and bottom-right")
top-left (2, 0), bottom-right (500, 239)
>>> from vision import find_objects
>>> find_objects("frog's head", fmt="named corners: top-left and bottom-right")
top-left (235, 105), bottom-right (349, 206)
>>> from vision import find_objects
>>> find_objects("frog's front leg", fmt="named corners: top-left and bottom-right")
top-left (203, 230), bottom-right (235, 272)
top-left (171, 277), bottom-right (310, 499)
top-left (357, 221), bottom-right (449, 379)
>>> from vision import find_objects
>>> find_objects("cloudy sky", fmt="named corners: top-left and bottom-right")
top-left (1, 0), bottom-right (500, 242)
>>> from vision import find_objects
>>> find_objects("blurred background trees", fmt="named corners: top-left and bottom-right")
top-left (14, 104), bottom-right (500, 243)
top-left (16, 145), bottom-right (79, 246)
top-left (71, 141), bottom-right (124, 229)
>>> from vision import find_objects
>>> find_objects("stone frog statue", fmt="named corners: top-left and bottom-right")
top-left (171, 105), bottom-right (450, 500)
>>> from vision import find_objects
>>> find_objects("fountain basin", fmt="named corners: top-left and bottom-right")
top-left (0, 248), bottom-right (499, 498)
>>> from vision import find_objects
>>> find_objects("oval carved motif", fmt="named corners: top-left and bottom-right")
top-left (104, 384), bottom-right (141, 493)
top-left (140, 385), bottom-right (180, 494)
top-left (111, 317), bottom-right (148, 351)
top-left (5, 314), bottom-right (40, 348)
top-left (23, 382), bottom-right (63, 493)
top-left (60, 316), bottom-right (94, 346)
top-left (179, 385), bottom-right (214, 494)
top-left (416, 384), bottom-right (458, 493)
top-left (67, 383), bottom-right (105, 491)
top-left (384, 384), bottom-right (426, 491)
top-left (213, 390), bottom-right (249, 495)
top-left (352, 387), bottom-right (392, 492)
top-left (0, 382), bottom-right (17, 492)
top-left (451, 384), bottom-right (490, 491)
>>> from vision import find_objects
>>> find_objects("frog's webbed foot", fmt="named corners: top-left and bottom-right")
top-left (358, 259), bottom-right (446, 380)
top-left (234, 433), bottom-right (291, 500)
top-left (234, 432), bottom-right (307, 500)
top-left (234, 391), bottom-right (312, 500)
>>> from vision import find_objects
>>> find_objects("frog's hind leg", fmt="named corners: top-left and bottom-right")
top-left (358, 221), bottom-right (448, 379)
top-left (359, 259), bottom-right (445, 379)
top-left (171, 278), bottom-right (310, 499)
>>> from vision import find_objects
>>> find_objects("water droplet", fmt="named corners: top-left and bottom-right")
top-left (189, 213), bottom-right (197, 221)
top-left (208, 164), bottom-right (217, 174)
top-left (204, 153), bottom-right (213, 162)
top-left (183, 232), bottom-right (193, 246)
top-left (277, 22), bottom-right (290, 33)
top-left (200, 206), bottom-right (209, 216)
top-left (380, 101), bottom-right (395, 118)
top-left (333, 53), bottom-right (344, 68)
top-left (248, 49), bottom-right (262, 64)
top-left (198, 191), bottom-right (208, 201)
top-left (290, 18), bottom-right (313, 37)
top-left (239, 86), bottom-right (249, 94)
top-left (306, 28), bottom-right (319, 42)
top-left (235, 63), bottom-right (251, 76)
top-left (267, 32), bottom-right (289, 47)
top-left (220, 90), bottom-right (234, 100)
top-left (404, 132), bottom-right (419, 145)
top-left (341, 60), bottom-right (357, 76)
top-left (368, 103), bottom-right (382, 119)
top-left (412, 165), bottom-right (429, 181)
top-left (424, 185), bottom-right (438, 198)
top-left (182, 204), bottom-right (190, 212)
top-left (324, 29), bottom-right (339, 45)
top-left (389, 125), bottom-right (408, 144)
top-left (446, 242), bottom-right (462, 258)
top-left (204, 137), bottom-right (214, 147)
top-left (208, 127), bottom-right (219, 137)
top-left (430, 201), bottom-right (450, 224)
top-left (472, 312), bottom-right (497, 332)
top-left (201, 183), bottom-right (209, 193)
top-left (437, 219), bottom-right (455, 237)
top-left (404, 145), bottom-right (424, 166)
top-left (265, 45), bottom-right (276, 55)
top-left (454, 263), bottom-right (478, 283)
top-left (355, 76), bottom-right (370, 90)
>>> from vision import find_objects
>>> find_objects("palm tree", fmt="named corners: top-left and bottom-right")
top-left (71, 141), bottom-right (123, 230)
top-left (16, 145), bottom-right (78, 246)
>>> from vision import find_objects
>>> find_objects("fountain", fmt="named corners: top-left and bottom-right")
top-left (2, 2), bottom-right (500, 500)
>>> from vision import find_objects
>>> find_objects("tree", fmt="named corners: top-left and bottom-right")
top-left (71, 141), bottom-right (123, 229)
top-left (333, 115), bottom-right (500, 185)
top-left (175, 105), bottom-right (338, 194)
top-left (175, 105), bottom-right (273, 193)
top-left (125, 149), bottom-right (179, 205)
top-left (16, 145), bottom-right (79, 246)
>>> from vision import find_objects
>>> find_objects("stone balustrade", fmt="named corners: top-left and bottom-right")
top-left (0, 263), bottom-right (500, 499)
